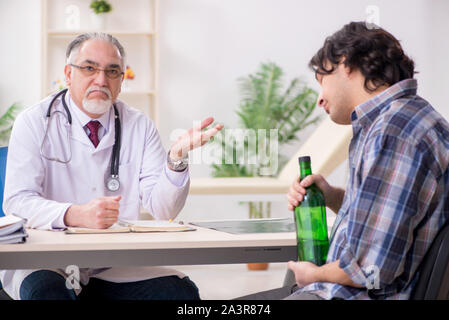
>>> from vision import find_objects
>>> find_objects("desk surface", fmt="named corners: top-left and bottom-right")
top-left (0, 226), bottom-right (297, 269)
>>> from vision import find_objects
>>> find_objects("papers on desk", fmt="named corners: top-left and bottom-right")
top-left (65, 219), bottom-right (196, 234)
top-left (0, 215), bottom-right (28, 244)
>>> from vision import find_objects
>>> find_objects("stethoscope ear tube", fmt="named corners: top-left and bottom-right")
top-left (110, 104), bottom-right (121, 178)
top-left (46, 89), bottom-right (72, 124)
top-left (107, 104), bottom-right (121, 192)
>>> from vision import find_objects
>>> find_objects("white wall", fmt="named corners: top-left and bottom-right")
top-left (0, 0), bottom-right (41, 111)
top-left (1, 0), bottom-right (448, 221)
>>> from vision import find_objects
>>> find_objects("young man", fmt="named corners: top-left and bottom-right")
top-left (0, 33), bottom-right (223, 300)
top-left (249, 21), bottom-right (449, 300)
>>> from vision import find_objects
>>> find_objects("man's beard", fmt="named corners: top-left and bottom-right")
top-left (82, 86), bottom-right (112, 115)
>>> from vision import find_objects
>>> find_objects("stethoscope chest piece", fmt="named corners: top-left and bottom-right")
top-left (106, 175), bottom-right (120, 192)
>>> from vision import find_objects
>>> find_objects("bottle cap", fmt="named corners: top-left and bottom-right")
top-left (298, 156), bottom-right (311, 163)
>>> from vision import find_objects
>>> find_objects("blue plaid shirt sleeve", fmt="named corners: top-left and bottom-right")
top-left (338, 131), bottom-right (439, 293)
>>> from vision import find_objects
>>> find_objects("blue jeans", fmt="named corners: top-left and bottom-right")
top-left (20, 270), bottom-right (200, 300)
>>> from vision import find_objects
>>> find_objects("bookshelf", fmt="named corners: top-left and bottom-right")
top-left (41, 0), bottom-right (159, 126)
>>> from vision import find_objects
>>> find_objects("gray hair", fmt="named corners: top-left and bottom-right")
top-left (66, 32), bottom-right (126, 67)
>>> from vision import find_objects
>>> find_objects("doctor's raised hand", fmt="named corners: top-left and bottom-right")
top-left (167, 117), bottom-right (224, 171)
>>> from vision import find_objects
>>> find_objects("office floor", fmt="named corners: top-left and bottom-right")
top-left (174, 262), bottom-right (288, 300)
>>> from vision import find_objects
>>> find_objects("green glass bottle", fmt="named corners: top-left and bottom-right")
top-left (293, 156), bottom-right (329, 266)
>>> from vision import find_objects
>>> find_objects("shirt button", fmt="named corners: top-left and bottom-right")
top-left (92, 187), bottom-right (96, 192)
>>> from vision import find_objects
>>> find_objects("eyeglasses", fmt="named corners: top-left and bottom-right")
top-left (70, 64), bottom-right (124, 80)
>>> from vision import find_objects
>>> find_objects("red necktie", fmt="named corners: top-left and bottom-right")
top-left (86, 120), bottom-right (100, 148)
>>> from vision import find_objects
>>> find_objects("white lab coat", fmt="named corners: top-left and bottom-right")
top-left (0, 91), bottom-right (190, 299)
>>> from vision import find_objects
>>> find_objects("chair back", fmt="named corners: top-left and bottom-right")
top-left (411, 222), bottom-right (449, 300)
top-left (0, 146), bottom-right (7, 294)
top-left (0, 146), bottom-right (8, 217)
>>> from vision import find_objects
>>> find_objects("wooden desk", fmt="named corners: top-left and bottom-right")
top-left (0, 226), bottom-right (297, 269)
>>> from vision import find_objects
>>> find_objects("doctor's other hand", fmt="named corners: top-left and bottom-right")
top-left (169, 117), bottom-right (224, 161)
top-left (64, 195), bottom-right (121, 229)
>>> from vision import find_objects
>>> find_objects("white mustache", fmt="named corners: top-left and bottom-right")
top-left (85, 86), bottom-right (112, 99)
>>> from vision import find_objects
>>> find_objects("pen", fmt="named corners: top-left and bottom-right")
top-left (117, 219), bottom-right (131, 227)
top-left (168, 218), bottom-right (184, 225)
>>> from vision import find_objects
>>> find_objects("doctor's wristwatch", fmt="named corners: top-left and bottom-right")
top-left (167, 150), bottom-right (189, 172)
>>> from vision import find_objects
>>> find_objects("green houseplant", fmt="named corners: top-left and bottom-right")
top-left (89, 0), bottom-right (112, 30)
top-left (90, 0), bottom-right (112, 14)
top-left (211, 62), bottom-right (320, 218)
top-left (0, 103), bottom-right (21, 146)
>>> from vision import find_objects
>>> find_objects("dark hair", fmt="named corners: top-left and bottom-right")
top-left (309, 21), bottom-right (415, 91)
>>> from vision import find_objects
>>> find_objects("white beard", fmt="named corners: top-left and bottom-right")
top-left (82, 97), bottom-right (112, 115)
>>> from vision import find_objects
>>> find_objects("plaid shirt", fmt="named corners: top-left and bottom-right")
top-left (293, 79), bottom-right (449, 299)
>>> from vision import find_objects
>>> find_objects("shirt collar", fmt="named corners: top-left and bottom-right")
top-left (350, 79), bottom-right (418, 132)
top-left (66, 91), bottom-right (111, 131)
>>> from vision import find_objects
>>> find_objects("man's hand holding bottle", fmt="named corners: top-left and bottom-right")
top-left (287, 174), bottom-right (345, 214)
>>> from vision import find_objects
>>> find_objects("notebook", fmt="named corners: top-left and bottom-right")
top-left (0, 214), bottom-right (28, 243)
top-left (65, 219), bottom-right (196, 234)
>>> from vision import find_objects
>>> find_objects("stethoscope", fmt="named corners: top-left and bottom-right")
top-left (40, 88), bottom-right (121, 192)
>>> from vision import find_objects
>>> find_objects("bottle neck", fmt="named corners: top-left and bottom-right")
top-left (299, 161), bottom-right (312, 179)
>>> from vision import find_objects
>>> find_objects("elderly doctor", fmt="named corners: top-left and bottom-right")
top-left (0, 33), bottom-right (223, 300)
